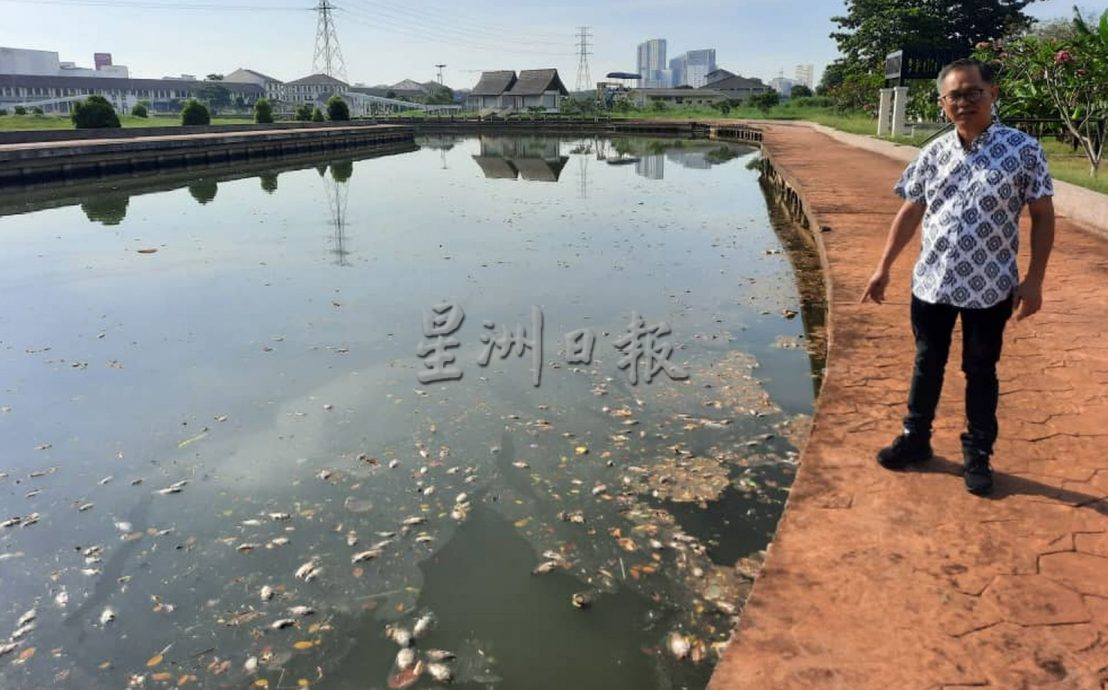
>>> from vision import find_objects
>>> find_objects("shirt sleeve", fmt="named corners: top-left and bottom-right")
top-left (894, 152), bottom-right (928, 205)
top-left (1021, 141), bottom-right (1054, 203)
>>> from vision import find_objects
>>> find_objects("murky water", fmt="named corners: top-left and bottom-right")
top-left (0, 135), bottom-right (816, 689)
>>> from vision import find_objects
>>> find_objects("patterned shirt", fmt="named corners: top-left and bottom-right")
top-left (894, 123), bottom-right (1053, 308)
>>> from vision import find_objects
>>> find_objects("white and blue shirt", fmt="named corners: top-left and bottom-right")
top-left (894, 123), bottom-right (1053, 308)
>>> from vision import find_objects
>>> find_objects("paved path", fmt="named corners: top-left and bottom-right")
top-left (709, 123), bottom-right (1108, 689)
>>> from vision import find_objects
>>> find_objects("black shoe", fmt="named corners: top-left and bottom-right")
top-left (876, 433), bottom-right (933, 469)
top-left (963, 450), bottom-right (994, 495)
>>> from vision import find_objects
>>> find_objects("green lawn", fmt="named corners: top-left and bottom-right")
top-left (0, 114), bottom-right (257, 130)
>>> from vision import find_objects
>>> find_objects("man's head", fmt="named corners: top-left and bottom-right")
top-left (936, 58), bottom-right (999, 137)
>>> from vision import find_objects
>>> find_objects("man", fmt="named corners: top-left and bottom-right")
top-left (860, 58), bottom-right (1055, 495)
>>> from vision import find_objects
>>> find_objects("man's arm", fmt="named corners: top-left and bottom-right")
top-left (1014, 196), bottom-right (1055, 320)
top-left (860, 200), bottom-right (926, 305)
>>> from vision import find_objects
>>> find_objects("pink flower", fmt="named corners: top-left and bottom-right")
top-left (1054, 50), bottom-right (1073, 64)
top-left (1076, 68), bottom-right (1088, 76)
top-left (975, 41), bottom-right (991, 49)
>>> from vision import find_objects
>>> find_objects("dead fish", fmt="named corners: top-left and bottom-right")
top-left (395, 647), bottom-right (417, 671)
top-left (351, 549), bottom-right (381, 564)
top-left (0, 642), bottom-right (20, 657)
top-left (450, 503), bottom-right (468, 522)
top-left (241, 519), bottom-right (263, 527)
top-left (541, 550), bottom-right (565, 562)
top-left (243, 656), bottom-right (258, 673)
top-left (385, 624), bottom-right (413, 648)
top-left (11, 622), bottom-right (35, 640)
top-left (571, 592), bottom-right (592, 609)
top-left (269, 536), bottom-right (290, 547)
top-left (591, 484), bottom-right (607, 496)
top-left (99, 607), bottom-right (116, 625)
top-left (387, 660), bottom-right (423, 689)
top-left (237, 543), bottom-right (260, 553)
top-left (17, 609), bottom-right (35, 627)
top-left (412, 612), bottom-right (435, 639)
top-left (455, 492), bottom-right (468, 504)
top-left (268, 512), bottom-right (291, 521)
top-left (54, 591), bottom-right (68, 608)
top-left (424, 649), bottom-right (455, 662)
top-left (376, 531), bottom-right (396, 538)
top-left (511, 461), bottom-right (529, 469)
top-left (557, 510), bottom-right (586, 524)
top-left (668, 632), bottom-right (691, 659)
top-left (287, 605), bottom-right (316, 617)
top-left (114, 521), bottom-right (132, 532)
top-left (426, 661), bottom-right (454, 683)
top-left (346, 532), bottom-right (359, 547)
top-left (401, 517), bottom-right (426, 526)
top-left (317, 470), bottom-right (333, 480)
top-left (77, 502), bottom-right (95, 512)
top-left (270, 618), bottom-right (297, 630)
top-left (20, 513), bottom-right (39, 527)
top-left (294, 560), bottom-right (321, 581)
top-left (532, 561), bottom-right (560, 575)
top-left (422, 486), bottom-right (436, 497)
top-left (388, 460), bottom-right (400, 469)
top-left (259, 586), bottom-right (274, 602)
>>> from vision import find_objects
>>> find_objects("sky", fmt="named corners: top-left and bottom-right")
top-left (0, 0), bottom-right (1089, 89)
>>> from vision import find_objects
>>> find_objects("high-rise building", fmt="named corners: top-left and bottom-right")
top-left (636, 39), bottom-right (670, 88)
top-left (669, 49), bottom-right (717, 88)
top-left (795, 64), bottom-right (814, 88)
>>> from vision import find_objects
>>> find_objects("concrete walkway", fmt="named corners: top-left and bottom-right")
top-left (709, 123), bottom-right (1108, 689)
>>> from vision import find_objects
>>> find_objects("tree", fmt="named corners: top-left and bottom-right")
top-left (831, 0), bottom-right (1039, 74)
top-left (750, 91), bottom-right (781, 113)
top-left (181, 99), bottom-right (211, 126)
top-left (791, 84), bottom-right (814, 98)
top-left (326, 95), bottom-right (350, 121)
top-left (0, 108), bottom-right (8, 116)
top-left (72, 95), bottom-right (121, 128)
top-left (294, 103), bottom-right (314, 121)
top-left (194, 82), bottom-right (231, 111)
top-left (312, 107), bottom-right (325, 122)
top-left (977, 8), bottom-right (1108, 175)
top-left (254, 98), bottom-right (274, 124)
top-left (81, 194), bottom-right (129, 225)
top-left (386, 90), bottom-right (397, 99)
top-left (206, 73), bottom-right (224, 81)
top-left (131, 103), bottom-right (148, 118)
top-left (14, 105), bottom-right (26, 115)
top-left (651, 100), bottom-right (668, 111)
top-left (31, 106), bottom-right (44, 115)
top-left (188, 179), bottom-right (218, 204)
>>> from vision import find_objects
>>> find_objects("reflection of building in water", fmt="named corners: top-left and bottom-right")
top-left (472, 136), bottom-right (569, 182)
top-left (635, 154), bottom-right (665, 180)
top-left (665, 149), bottom-right (712, 170)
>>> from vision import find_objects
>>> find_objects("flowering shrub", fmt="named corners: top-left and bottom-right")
top-left (976, 9), bottom-right (1108, 176)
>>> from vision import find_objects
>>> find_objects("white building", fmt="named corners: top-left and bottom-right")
top-left (670, 49), bottom-right (717, 88)
top-left (795, 64), bottom-right (814, 88)
top-left (225, 68), bottom-right (286, 103)
top-left (637, 39), bottom-right (670, 88)
top-left (1, 46), bottom-right (129, 78)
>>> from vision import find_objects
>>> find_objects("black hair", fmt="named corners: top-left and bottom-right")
top-left (936, 58), bottom-right (996, 91)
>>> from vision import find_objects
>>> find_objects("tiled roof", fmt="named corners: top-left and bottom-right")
top-left (505, 69), bottom-right (567, 96)
top-left (470, 71), bottom-right (516, 96)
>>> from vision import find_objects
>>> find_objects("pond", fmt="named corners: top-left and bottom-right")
top-left (0, 134), bottom-right (818, 689)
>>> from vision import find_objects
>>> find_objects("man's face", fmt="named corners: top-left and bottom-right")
top-left (938, 67), bottom-right (998, 132)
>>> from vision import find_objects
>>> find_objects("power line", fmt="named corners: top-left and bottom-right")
top-left (312, 0), bottom-right (347, 81)
top-left (344, 0), bottom-right (568, 44)
top-left (1, 0), bottom-right (303, 9)
top-left (575, 26), bottom-right (592, 92)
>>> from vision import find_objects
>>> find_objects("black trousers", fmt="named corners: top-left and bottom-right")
top-left (903, 294), bottom-right (1013, 455)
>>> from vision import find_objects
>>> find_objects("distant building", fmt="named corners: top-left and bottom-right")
top-left (769, 76), bottom-right (796, 96)
top-left (466, 70), bottom-right (516, 110)
top-left (795, 64), bottom-right (814, 88)
top-left (0, 73), bottom-right (262, 114)
top-left (466, 69), bottom-right (567, 113)
top-left (636, 39), bottom-right (670, 88)
top-left (225, 68), bottom-right (286, 103)
top-left (285, 73), bottom-right (348, 104)
top-left (670, 49), bottom-right (716, 88)
top-left (705, 74), bottom-right (772, 100)
top-left (629, 87), bottom-right (725, 108)
top-left (1, 46), bottom-right (129, 78)
top-left (704, 68), bottom-right (736, 85)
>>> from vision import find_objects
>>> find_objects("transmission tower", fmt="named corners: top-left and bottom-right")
top-left (575, 26), bottom-right (592, 92)
top-left (312, 0), bottom-right (348, 82)
top-left (434, 64), bottom-right (446, 85)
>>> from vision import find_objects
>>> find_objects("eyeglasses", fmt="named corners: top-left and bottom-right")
top-left (939, 88), bottom-right (987, 104)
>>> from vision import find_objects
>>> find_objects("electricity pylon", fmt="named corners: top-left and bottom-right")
top-left (313, 0), bottom-right (348, 81)
top-left (575, 26), bottom-right (592, 92)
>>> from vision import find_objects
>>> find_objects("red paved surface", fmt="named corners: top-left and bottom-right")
top-left (709, 123), bottom-right (1108, 689)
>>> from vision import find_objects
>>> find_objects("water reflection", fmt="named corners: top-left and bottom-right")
top-left (324, 160), bottom-right (353, 265)
top-left (259, 173), bottom-right (279, 194)
top-left (81, 193), bottom-right (130, 225)
top-left (188, 178), bottom-right (218, 205)
top-left (472, 135), bottom-right (570, 182)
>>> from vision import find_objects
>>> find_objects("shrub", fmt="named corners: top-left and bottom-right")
top-left (294, 103), bottom-right (314, 121)
top-left (254, 98), bottom-right (274, 124)
top-left (71, 95), bottom-right (121, 128)
top-left (14, 105), bottom-right (26, 115)
top-left (181, 99), bottom-right (211, 126)
top-left (0, 108), bottom-right (7, 116)
top-left (651, 100), bottom-right (668, 111)
top-left (326, 95), bottom-right (349, 121)
top-left (786, 96), bottom-right (834, 109)
top-left (131, 103), bottom-right (148, 118)
top-left (31, 106), bottom-right (44, 115)
top-left (312, 107), bottom-right (325, 122)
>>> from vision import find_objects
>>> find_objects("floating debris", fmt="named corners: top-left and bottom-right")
top-left (156, 480), bottom-right (189, 495)
top-left (401, 516), bottom-right (426, 526)
top-left (17, 609), bottom-right (36, 627)
top-left (667, 632), bottom-right (691, 660)
top-left (287, 606), bottom-right (315, 617)
top-left (269, 618), bottom-right (297, 630)
top-left (395, 647), bottom-right (417, 671)
top-left (385, 625), bottom-right (413, 648)
top-left (99, 608), bottom-right (116, 626)
top-left (412, 612), bottom-right (435, 639)
top-left (424, 650), bottom-right (455, 662)
top-left (426, 661), bottom-right (454, 683)
top-left (571, 592), bottom-right (592, 609)
top-left (532, 561), bottom-right (560, 575)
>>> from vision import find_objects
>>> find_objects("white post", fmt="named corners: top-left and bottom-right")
top-left (877, 88), bottom-right (893, 136)
top-left (891, 86), bottom-right (909, 138)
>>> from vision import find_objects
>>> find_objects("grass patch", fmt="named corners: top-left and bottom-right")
top-left (0, 114), bottom-right (262, 131)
